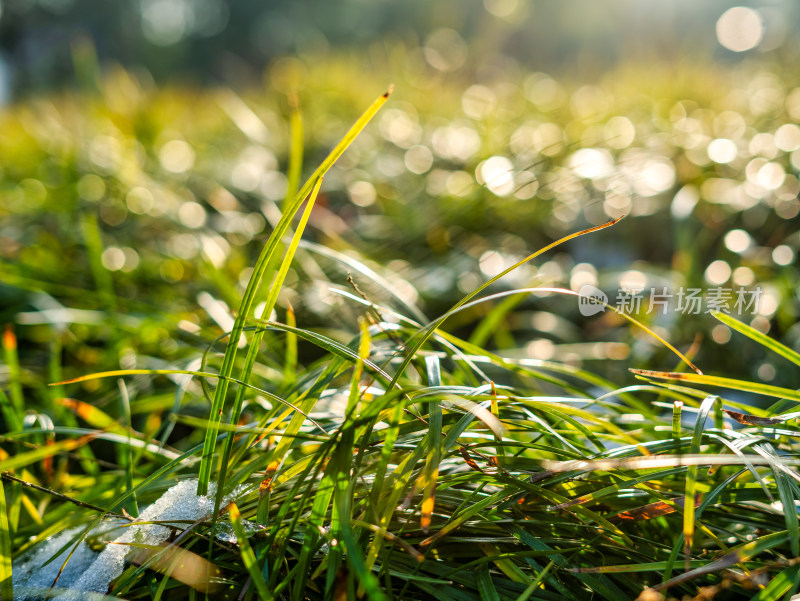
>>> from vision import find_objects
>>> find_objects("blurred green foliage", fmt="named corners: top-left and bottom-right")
top-left (0, 53), bottom-right (798, 427)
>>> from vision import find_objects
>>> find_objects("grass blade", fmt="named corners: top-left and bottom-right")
top-left (515, 561), bottom-right (554, 601)
top-left (212, 176), bottom-right (323, 515)
top-left (631, 369), bottom-right (800, 404)
top-left (229, 502), bottom-right (272, 600)
top-left (751, 563), bottom-right (800, 600)
top-left (475, 563), bottom-right (501, 601)
top-left (712, 310), bottom-right (800, 368)
top-left (682, 395), bottom-right (717, 570)
top-left (0, 434), bottom-right (95, 473)
top-left (388, 217), bottom-right (627, 390)
top-left (420, 356), bottom-right (442, 532)
top-left (0, 478), bottom-right (12, 601)
top-left (196, 87), bottom-right (392, 496)
top-left (1, 326), bottom-right (23, 431)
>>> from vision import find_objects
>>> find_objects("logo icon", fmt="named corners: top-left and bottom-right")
top-left (578, 285), bottom-right (608, 316)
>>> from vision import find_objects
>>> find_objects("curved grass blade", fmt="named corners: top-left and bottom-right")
top-left (419, 489), bottom-right (510, 547)
top-left (630, 370), bottom-right (800, 404)
top-left (196, 87), bottom-right (392, 496)
top-left (757, 441), bottom-right (800, 556)
top-left (540, 454), bottom-right (800, 471)
top-left (52, 368), bottom-right (328, 435)
top-left (252, 321), bottom-right (394, 384)
top-left (298, 240), bottom-right (428, 323)
top-left (712, 310), bottom-right (800, 368)
top-left (284, 302), bottom-right (297, 385)
top-left (651, 529), bottom-right (789, 592)
top-left (449, 286), bottom-right (701, 375)
top-left (388, 216), bottom-right (627, 390)
top-left (0, 433), bottom-right (95, 473)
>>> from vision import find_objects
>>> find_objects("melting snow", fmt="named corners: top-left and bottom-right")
top-left (13, 479), bottom-right (246, 601)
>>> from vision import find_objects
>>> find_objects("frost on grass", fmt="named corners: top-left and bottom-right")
top-left (13, 479), bottom-right (246, 601)
top-left (12, 526), bottom-right (105, 601)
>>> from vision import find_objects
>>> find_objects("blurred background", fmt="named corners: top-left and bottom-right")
top-left (1, 0), bottom-right (799, 417)
top-left (1, 0), bottom-right (799, 97)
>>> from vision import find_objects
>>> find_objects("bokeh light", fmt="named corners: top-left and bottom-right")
top-left (423, 28), bottom-right (468, 72)
top-left (705, 260), bottom-right (732, 285)
top-left (723, 229), bottom-right (752, 254)
top-left (477, 156), bottom-right (515, 196)
top-left (707, 138), bottom-right (738, 164)
top-left (716, 7), bottom-right (763, 52)
top-left (772, 244), bottom-right (795, 266)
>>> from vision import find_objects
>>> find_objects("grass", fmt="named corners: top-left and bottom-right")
top-left (0, 56), bottom-right (799, 600)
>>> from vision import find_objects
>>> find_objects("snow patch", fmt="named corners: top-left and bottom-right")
top-left (13, 479), bottom-right (248, 601)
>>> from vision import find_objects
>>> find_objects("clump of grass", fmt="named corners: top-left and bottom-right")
top-left (3, 81), bottom-right (800, 601)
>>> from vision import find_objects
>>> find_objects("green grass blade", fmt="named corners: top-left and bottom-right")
top-left (255, 322), bottom-right (394, 383)
top-left (212, 176), bottom-right (323, 513)
top-left (0, 390), bottom-right (20, 435)
top-left (759, 441), bottom-right (800, 556)
top-left (229, 503), bottom-right (272, 600)
top-left (515, 561), bottom-right (554, 601)
top-left (329, 318), bottom-right (370, 594)
top-left (388, 217), bottom-right (626, 390)
top-left (420, 490), bottom-right (510, 547)
top-left (0, 434), bottom-right (95, 473)
top-left (631, 369), bottom-right (800, 404)
top-left (672, 400), bottom-right (683, 440)
top-left (712, 310), bottom-right (800, 368)
top-left (475, 563), bottom-right (501, 601)
top-left (420, 355), bottom-right (442, 532)
top-left (363, 401), bottom-right (405, 576)
top-left (1, 326), bottom-right (23, 430)
top-left (293, 459), bottom-right (335, 600)
top-left (682, 395), bottom-right (717, 570)
top-left (0, 478), bottom-right (12, 601)
top-left (751, 563), bottom-right (800, 600)
top-left (118, 380), bottom-right (139, 517)
top-left (283, 303), bottom-right (298, 385)
top-left (196, 87), bottom-right (392, 496)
